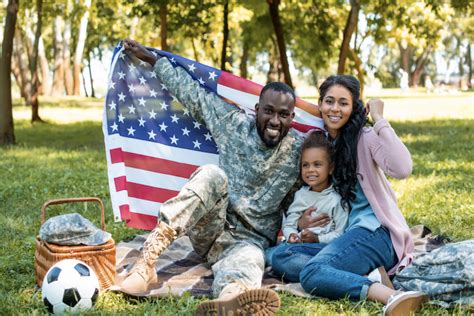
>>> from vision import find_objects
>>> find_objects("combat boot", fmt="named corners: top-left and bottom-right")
top-left (120, 221), bottom-right (176, 293)
top-left (195, 282), bottom-right (281, 315)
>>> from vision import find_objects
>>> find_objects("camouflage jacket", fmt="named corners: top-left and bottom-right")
top-left (154, 57), bottom-right (304, 243)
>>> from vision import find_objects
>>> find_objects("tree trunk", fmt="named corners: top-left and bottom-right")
top-left (0, 0), bottom-right (18, 145)
top-left (38, 35), bottom-right (50, 95)
top-left (411, 46), bottom-right (432, 88)
top-left (160, 2), bottom-right (168, 51)
top-left (52, 16), bottom-right (65, 95)
top-left (268, 0), bottom-right (293, 88)
top-left (88, 51), bottom-right (95, 98)
top-left (191, 38), bottom-right (200, 62)
top-left (81, 67), bottom-right (88, 97)
top-left (240, 39), bottom-right (249, 79)
top-left (220, 0), bottom-right (229, 71)
top-left (267, 37), bottom-right (280, 83)
top-left (349, 48), bottom-right (365, 97)
top-left (467, 42), bottom-right (472, 89)
top-left (13, 28), bottom-right (31, 102)
top-left (73, 0), bottom-right (91, 95)
top-left (30, 0), bottom-right (43, 122)
top-left (337, 0), bottom-right (361, 74)
top-left (63, 14), bottom-right (73, 95)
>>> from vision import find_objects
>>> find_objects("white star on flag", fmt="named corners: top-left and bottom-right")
top-left (139, 60), bottom-right (147, 66)
top-left (138, 117), bottom-right (146, 127)
top-left (138, 97), bottom-right (146, 107)
top-left (139, 76), bottom-right (147, 85)
top-left (118, 113), bottom-right (125, 123)
top-left (128, 105), bottom-right (136, 114)
top-left (127, 126), bottom-right (136, 135)
top-left (170, 135), bottom-right (178, 144)
top-left (149, 109), bottom-right (157, 119)
top-left (110, 122), bottom-right (118, 132)
top-left (128, 63), bottom-right (136, 72)
top-left (108, 101), bottom-right (116, 110)
top-left (182, 127), bottom-right (190, 136)
top-left (198, 77), bottom-right (205, 85)
top-left (148, 130), bottom-right (156, 140)
top-left (171, 114), bottom-right (179, 123)
top-left (118, 92), bottom-right (126, 101)
top-left (150, 71), bottom-right (157, 78)
top-left (159, 122), bottom-right (168, 131)
top-left (182, 108), bottom-right (190, 116)
top-left (170, 57), bottom-right (176, 63)
top-left (188, 63), bottom-right (196, 72)
top-left (208, 71), bottom-right (217, 80)
top-left (204, 132), bottom-right (213, 141)
top-left (110, 81), bottom-right (116, 89)
top-left (161, 83), bottom-right (168, 91)
top-left (119, 52), bottom-right (125, 60)
top-left (193, 121), bottom-right (202, 129)
top-left (160, 101), bottom-right (169, 110)
top-left (150, 89), bottom-right (158, 97)
top-left (193, 140), bottom-right (202, 149)
top-left (128, 84), bottom-right (136, 93)
top-left (117, 71), bottom-right (125, 79)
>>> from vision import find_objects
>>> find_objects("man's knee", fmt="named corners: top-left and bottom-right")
top-left (191, 164), bottom-right (228, 196)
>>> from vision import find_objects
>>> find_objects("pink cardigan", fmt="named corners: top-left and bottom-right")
top-left (356, 119), bottom-right (414, 275)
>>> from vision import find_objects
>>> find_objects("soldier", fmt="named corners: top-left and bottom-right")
top-left (121, 39), bottom-right (329, 315)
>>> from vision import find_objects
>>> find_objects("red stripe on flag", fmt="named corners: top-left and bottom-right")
top-left (115, 177), bottom-right (179, 203)
top-left (120, 205), bottom-right (157, 230)
top-left (218, 71), bottom-right (321, 117)
top-left (110, 148), bottom-right (199, 178)
top-left (291, 121), bottom-right (324, 133)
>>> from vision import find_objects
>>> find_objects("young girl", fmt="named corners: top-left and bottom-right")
top-left (282, 131), bottom-right (347, 245)
top-left (269, 75), bottom-right (428, 315)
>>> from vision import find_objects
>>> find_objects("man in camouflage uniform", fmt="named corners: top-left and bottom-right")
top-left (122, 39), bottom-right (305, 315)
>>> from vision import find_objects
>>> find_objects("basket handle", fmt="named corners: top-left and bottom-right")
top-left (40, 197), bottom-right (106, 230)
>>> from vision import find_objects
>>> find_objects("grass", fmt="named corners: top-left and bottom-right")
top-left (1, 95), bottom-right (473, 315)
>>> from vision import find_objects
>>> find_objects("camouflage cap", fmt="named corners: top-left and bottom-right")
top-left (39, 213), bottom-right (111, 246)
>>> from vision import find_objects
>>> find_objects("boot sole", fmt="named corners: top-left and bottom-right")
top-left (384, 292), bottom-right (429, 316)
top-left (195, 288), bottom-right (280, 316)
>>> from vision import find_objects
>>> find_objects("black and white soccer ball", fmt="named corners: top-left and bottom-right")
top-left (41, 259), bottom-right (100, 314)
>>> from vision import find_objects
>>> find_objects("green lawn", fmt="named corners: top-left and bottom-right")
top-left (1, 96), bottom-right (473, 315)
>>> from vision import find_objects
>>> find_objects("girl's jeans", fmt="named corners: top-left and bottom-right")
top-left (267, 226), bottom-right (398, 300)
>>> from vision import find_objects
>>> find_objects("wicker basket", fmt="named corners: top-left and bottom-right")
top-left (34, 197), bottom-right (116, 290)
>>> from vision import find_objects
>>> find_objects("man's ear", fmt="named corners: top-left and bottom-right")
top-left (255, 103), bottom-right (259, 112)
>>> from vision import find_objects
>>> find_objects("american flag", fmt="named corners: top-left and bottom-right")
top-left (103, 42), bottom-right (324, 230)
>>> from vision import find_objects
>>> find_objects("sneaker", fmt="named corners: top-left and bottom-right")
top-left (383, 291), bottom-right (429, 316)
top-left (367, 266), bottom-right (394, 289)
top-left (195, 288), bottom-right (281, 315)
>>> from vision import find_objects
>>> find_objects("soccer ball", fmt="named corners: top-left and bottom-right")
top-left (41, 259), bottom-right (100, 314)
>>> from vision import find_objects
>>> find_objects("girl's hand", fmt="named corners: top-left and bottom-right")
top-left (298, 208), bottom-right (331, 229)
top-left (367, 99), bottom-right (384, 123)
top-left (288, 233), bottom-right (301, 243)
top-left (300, 229), bottom-right (319, 243)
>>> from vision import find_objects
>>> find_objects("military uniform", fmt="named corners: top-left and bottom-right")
top-left (152, 57), bottom-right (304, 296)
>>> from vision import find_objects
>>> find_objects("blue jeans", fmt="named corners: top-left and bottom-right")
top-left (268, 226), bottom-right (397, 300)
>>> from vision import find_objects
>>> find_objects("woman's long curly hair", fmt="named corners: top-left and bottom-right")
top-left (318, 75), bottom-right (367, 212)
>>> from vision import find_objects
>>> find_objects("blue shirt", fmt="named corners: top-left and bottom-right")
top-left (346, 181), bottom-right (381, 232)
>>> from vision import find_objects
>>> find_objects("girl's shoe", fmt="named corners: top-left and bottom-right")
top-left (383, 291), bottom-right (429, 316)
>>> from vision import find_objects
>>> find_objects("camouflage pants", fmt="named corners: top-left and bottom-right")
top-left (160, 164), bottom-right (266, 297)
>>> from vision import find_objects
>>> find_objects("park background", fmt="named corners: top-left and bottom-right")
top-left (0, 0), bottom-right (473, 315)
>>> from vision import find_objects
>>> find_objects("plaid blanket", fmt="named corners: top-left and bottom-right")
top-left (111, 225), bottom-right (449, 298)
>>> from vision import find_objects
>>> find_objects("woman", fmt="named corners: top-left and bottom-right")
top-left (269, 75), bottom-right (428, 315)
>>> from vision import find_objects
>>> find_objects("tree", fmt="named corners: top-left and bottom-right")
top-left (73, 0), bottom-right (91, 95)
top-left (29, 0), bottom-right (43, 122)
top-left (220, 0), bottom-right (229, 71)
top-left (267, 0), bottom-right (292, 88)
top-left (337, 0), bottom-right (361, 74)
top-left (0, 0), bottom-right (19, 145)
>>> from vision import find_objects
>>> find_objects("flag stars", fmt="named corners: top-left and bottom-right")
top-left (138, 97), bottom-right (146, 107)
top-left (110, 122), bottom-right (118, 132)
top-left (128, 63), bottom-right (136, 72)
top-left (139, 76), bottom-right (147, 85)
top-left (159, 122), bottom-right (168, 132)
top-left (170, 57), bottom-right (176, 64)
top-left (128, 105), bottom-right (136, 114)
top-left (109, 81), bottom-right (116, 89)
top-left (171, 95), bottom-right (179, 103)
top-left (204, 132), bottom-right (213, 141)
top-left (149, 109), bottom-right (157, 119)
top-left (150, 71), bottom-right (157, 78)
top-left (161, 83), bottom-right (168, 91)
top-left (118, 113), bottom-right (125, 123)
top-left (171, 114), bottom-right (180, 123)
top-left (108, 100), bottom-right (116, 110)
top-left (118, 71), bottom-right (126, 79)
top-left (128, 84), bottom-right (136, 93)
top-left (188, 63), bottom-right (196, 73)
top-left (139, 60), bottom-right (147, 66)
top-left (208, 71), bottom-right (217, 81)
top-left (181, 127), bottom-right (190, 136)
top-left (148, 130), bottom-right (156, 140)
top-left (198, 77), bottom-right (205, 85)
top-left (118, 92), bottom-right (126, 101)
top-left (170, 135), bottom-right (179, 145)
top-left (119, 52), bottom-right (126, 60)
top-left (193, 140), bottom-right (202, 149)
top-left (182, 108), bottom-right (190, 116)
top-left (138, 117), bottom-right (146, 127)
top-left (150, 89), bottom-right (158, 97)
top-left (151, 51), bottom-right (158, 57)
top-left (127, 126), bottom-right (136, 136)
top-left (193, 121), bottom-right (202, 129)
top-left (160, 101), bottom-right (169, 110)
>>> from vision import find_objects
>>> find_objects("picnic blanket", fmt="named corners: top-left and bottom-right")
top-left (111, 225), bottom-right (449, 298)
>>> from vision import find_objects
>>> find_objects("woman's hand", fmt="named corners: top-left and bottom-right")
top-left (298, 208), bottom-right (331, 229)
top-left (287, 233), bottom-right (301, 243)
top-left (123, 38), bottom-right (158, 66)
top-left (367, 99), bottom-right (384, 123)
top-left (300, 229), bottom-right (319, 243)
